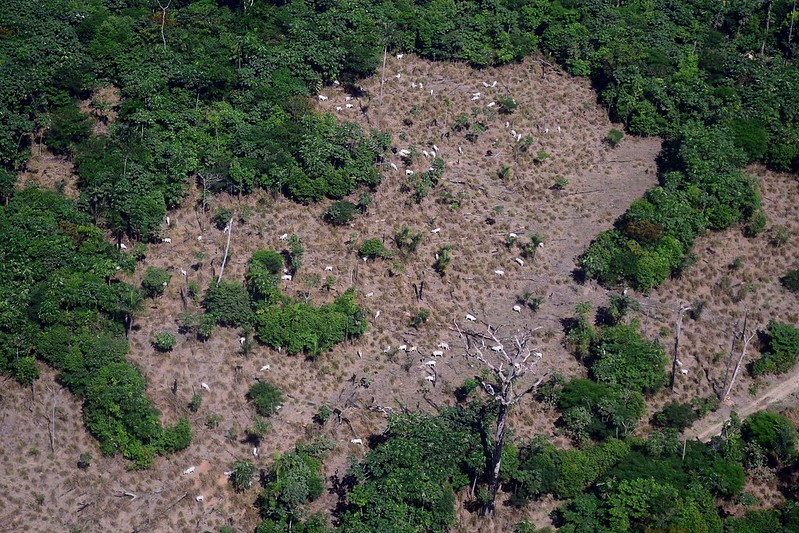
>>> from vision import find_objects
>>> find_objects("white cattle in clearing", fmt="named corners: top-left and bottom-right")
top-left (465, 314), bottom-right (476, 321)
top-left (183, 466), bottom-right (196, 475)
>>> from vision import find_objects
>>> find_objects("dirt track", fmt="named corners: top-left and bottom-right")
top-left (690, 364), bottom-right (799, 441)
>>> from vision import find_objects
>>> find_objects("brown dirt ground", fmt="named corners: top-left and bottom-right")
top-left (2, 54), bottom-right (796, 532)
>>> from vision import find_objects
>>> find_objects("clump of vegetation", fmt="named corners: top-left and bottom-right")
top-left (77, 452), bottom-right (92, 470)
top-left (410, 309), bottom-right (430, 328)
top-left (212, 207), bottom-right (234, 230)
top-left (359, 238), bottom-right (393, 260)
top-left (750, 321), bottom-right (799, 376)
top-left (203, 280), bottom-right (252, 328)
top-left (152, 332), bottom-right (176, 352)
top-left (230, 460), bottom-right (255, 493)
top-left (434, 245), bottom-right (453, 274)
top-left (652, 402), bottom-right (699, 431)
top-left (498, 97), bottom-right (517, 114)
top-left (606, 129), bottom-right (624, 146)
top-left (552, 176), bottom-right (568, 190)
top-left (781, 268), bottom-right (799, 292)
top-left (248, 381), bottom-right (284, 417)
top-left (324, 200), bottom-right (359, 225)
top-left (141, 267), bottom-right (171, 298)
top-left (394, 225), bottom-right (424, 255)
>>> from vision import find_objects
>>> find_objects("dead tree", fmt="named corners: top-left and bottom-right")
top-left (670, 304), bottom-right (691, 392)
top-left (720, 310), bottom-right (756, 403)
top-left (216, 211), bottom-right (235, 286)
top-left (156, 0), bottom-right (171, 50)
top-left (463, 324), bottom-right (544, 517)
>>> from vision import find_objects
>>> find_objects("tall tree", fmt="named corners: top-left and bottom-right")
top-left (461, 323), bottom-right (545, 516)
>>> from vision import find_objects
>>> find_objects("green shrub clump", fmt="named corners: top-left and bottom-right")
top-left (249, 381), bottom-right (284, 417)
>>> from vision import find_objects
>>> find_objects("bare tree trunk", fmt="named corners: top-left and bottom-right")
top-left (483, 402), bottom-right (508, 517)
top-left (157, 0), bottom-right (171, 50)
top-left (721, 310), bottom-right (754, 402)
top-left (217, 212), bottom-right (235, 286)
top-left (762, 0), bottom-right (773, 55)
top-left (670, 304), bottom-right (690, 392)
top-left (788, 0), bottom-right (798, 65)
top-left (377, 47), bottom-right (388, 130)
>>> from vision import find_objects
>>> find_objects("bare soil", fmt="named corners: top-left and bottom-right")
top-left (2, 55), bottom-right (796, 532)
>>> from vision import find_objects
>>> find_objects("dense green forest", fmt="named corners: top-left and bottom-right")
top-left (2, 0), bottom-right (799, 530)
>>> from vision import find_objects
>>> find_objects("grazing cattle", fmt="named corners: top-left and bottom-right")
top-left (279, 233), bottom-right (288, 240)
top-left (431, 227), bottom-right (441, 233)
top-left (515, 258), bottom-right (525, 266)
top-left (396, 53), bottom-right (404, 59)
top-left (398, 345), bottom-right (407, 351)
top-left (350, 438), bottom-right (363, 445)
top-left (465, 314), bottom-right (476, 321)
top-left (482, 81), bottom-right (489, 87)
top-left (408, 346), bottom-right (418, 352)
top-left (390, 163), bottom-right (398, 171)
top-left (513, 305), bottom-right (522, 313)
top-left (196, 495), bottom-right (204, 502)
top-left (406, 169), bottom-right (414, 176)
top-left (395, 73), bottom-right (401, 79)
top-left (374, 310), bottom-right (380, 319)
top-left (252, 447), bottom-right (258, 457)
top-left (345, 103), bottom-right (354, 109)
top-left (471, 95), bottom-right (479, 101)
top-left (534, 352), bottom-right (543, 358)
top-left (365, 292), bottom-right (374, 297)
top-left (162, 238), bottom-right (172, 243)
top-left (437, 342), bottom-right (449, 350)
top-left (495, 270), bottom-right (505, 276)
top-left (120, 243), bottom-right (127, 250)
top-left (433, 144), bottom-right (439, 152)
top-left (324, 265), bottom-right (333, 272)
top-left (197, 235), bottom-right (202, 241)
top-left (432, 350), bottom-right (444, 357)
top-left (281, 274), bottom-right (292, 281)
top-left (259, 365), bottom-right (270, 372)
top-left (183, 466), bottom-right (196, 475)
top-left (458, 146), bottom-right (463, 155)
top-left (487, 102), bottom-right (495, 107)
top-left (425, 375), bottom-right (435, 382)
top-left (335, 106), bottom-right (343, 111)
top-left (491, 81), bottom-right (497, 87)
top-left (166, 216), bottom-right (170, 226)
top-left (201, 383), bottom-right (210, 392)
top-left (491, 345), bottom-right (503, 352)
top-left (318, 94), bottom-right (328, 101)
top-left (424, 360), bottom-right (436, 367)
top-left (680, 368), bottom-right (688, 375)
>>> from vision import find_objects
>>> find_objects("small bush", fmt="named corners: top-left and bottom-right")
top-left (153, 332), bottom-right (176, 352)
top-left (498, 97), bottom-right (517, 114)
top-left (606, 129), bottom-right (624, 146)
top-left (781, 268), bottom-right (799, 292)
top-left (410, 309), bottom-right (430, 328)
top-left (204, 280), bottom-right (252, 327)
top-left (212, 207), bottom-right (234, 230)
top-left (78, 452), bottom-right (92, 470)
top-left (743, 209), bottom-right (767, 237)
top-left (324, 201), bottom-right (358, 225)
top-left (141, 267), bottom-right (171, 298)
top-left (359, 238), bottom-right (392, 259)
top-left (751, 321), bottom-right (799, 376)
top-left (230, 460), bottom-right (255, 492)
top-left (249, 381), bottom-right (284, 417)
top-left (189, 394), bottom-right (202, 413)
top-left (552, 176), bottom-right (568, 190)
top-left (653, 402), bottom-right (698, 431)
top-left (434, 245), bottom-right (452, 274)
top-left (313, 405), bottom-right (332, 425)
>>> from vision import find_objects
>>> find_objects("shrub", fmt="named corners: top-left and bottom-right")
top-left (141, 267), bottom-right (171, 298)
top-left (751, 321), bottom-right (799, 376)
top-left (394, 226), bottom-right (423, 254)
top-left (189, 394), bottom-right (202, 413)
top-left (498, 97), bottom-right (517, 114)
top-left (741, 411), bottom-right (798, 465)
top-left (313, 405), bottom-right (332, 425)
top-left (161, 418), bottom-right (193, 453)
top-left (78, 452), bottom-right (92, 469)
top-left (203, 280), bottom-right (252, 327)
top-left (653, 402), bottom-right (699, 431)
top-left (743, 209), bottom-right (767, 237)
top-left (249, 381), bottom-right (284, 417)
top-left (230, 460), bottom-right (255, 492)
top-left (606, 129), bottom-right (624, 146)
top-left (152, 332), bottom-right (176, 352)
top-left (552, 176), bottom-right (568, 189)
top-left (410, 309), bottom-right (430, 329)
top-left (781, 268), bottom-right (799, 292)
top-left (359, 238), bottom-right (392, 259)
top-left (324, 200), bottom-right (358, 225)
top-left (434, 245), bottom-right (453, 274)
top-left (212, 207), bottom-right (234, 230)
top-left (46, 104), bottom-right (92, 155)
